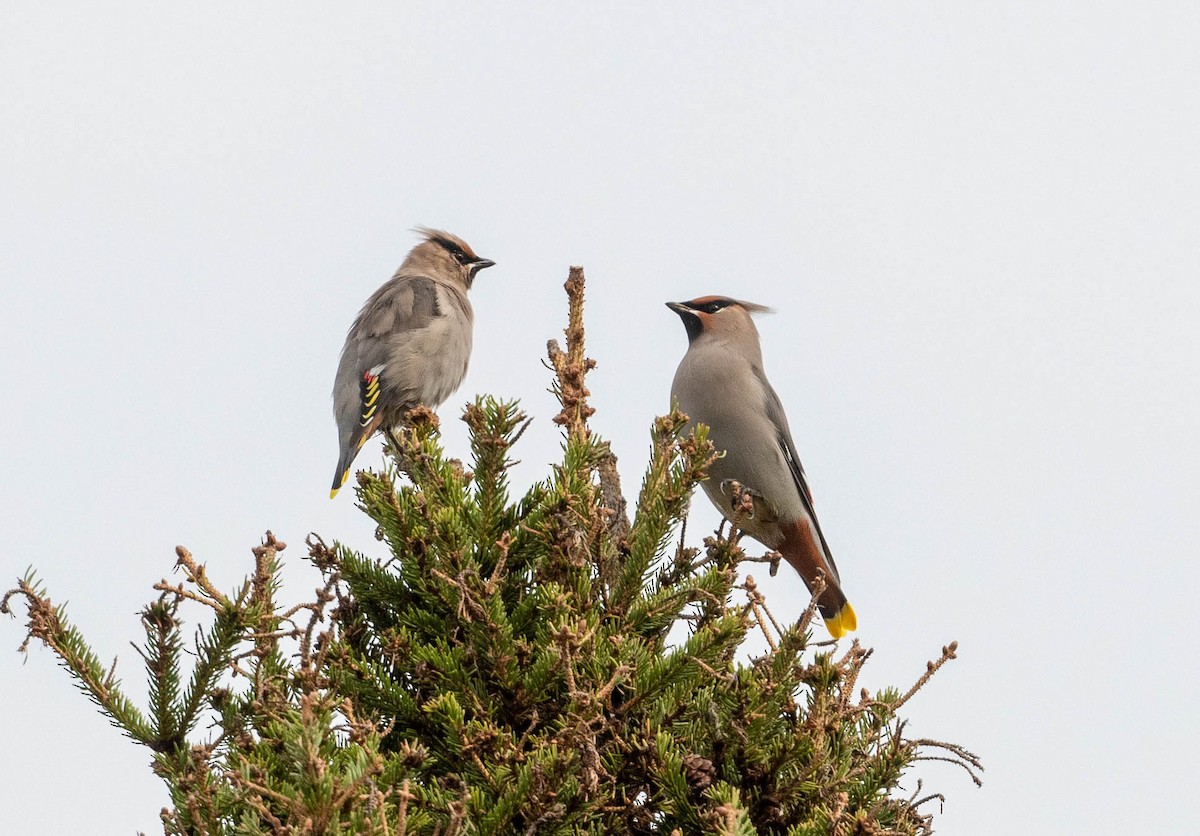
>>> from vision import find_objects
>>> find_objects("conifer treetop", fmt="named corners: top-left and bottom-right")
top-left (5, 267), bottom-right (980, 834)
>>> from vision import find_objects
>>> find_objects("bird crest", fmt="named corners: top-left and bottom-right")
top-left (680, 296), bottom-right (774, 315)
top-left (414, 227), bottom-right (483, 264)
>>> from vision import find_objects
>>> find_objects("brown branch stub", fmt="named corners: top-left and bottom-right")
top-left (173, 545), bottom-right (231, 609)
top-left (597, 445), bottom-right (631, 543)
top-left (250, 530), bottom-right (287, 612)
top-left (547, 266), bottom-right (597, 440)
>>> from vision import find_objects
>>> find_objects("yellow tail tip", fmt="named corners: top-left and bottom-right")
top-left (823, 602), bottom-right (858, 638)
top-left (329, 470), bottom-right (350, 499)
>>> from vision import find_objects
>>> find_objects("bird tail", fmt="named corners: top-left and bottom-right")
top-left (821, 595), bottom-right (857, 639)
top-left (330, 450), bottom-right (355, 499)
top-left (329, 426), bottom-right (373, 498)
top-left (780, 519), bottom-right (858, 638)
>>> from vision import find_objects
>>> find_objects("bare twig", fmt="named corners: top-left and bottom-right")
top-left (911, 738), bottom-right (985, 787)
top-left (171, 545), bottom-right (231, 609)
top-left (546, 266), bottom-right (597, 440)
top-left (742, 576), bottom-right (778, 652)
top-left (894, 642), bottom-right (959, 710)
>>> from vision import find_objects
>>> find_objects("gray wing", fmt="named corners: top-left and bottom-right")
top-left (336, 275), bottom-right (442, 394)
top-left (332, 275), bottom-right (442, 439)
top-left (350, 274), bottom-right (441, 350)
top-left (757, 368), bottom-right (842, 582)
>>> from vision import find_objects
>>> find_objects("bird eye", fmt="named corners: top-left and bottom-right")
top-left (704, 301), bottom-right (728, 314)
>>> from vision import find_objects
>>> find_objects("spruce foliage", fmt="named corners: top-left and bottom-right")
top-left (4, 268), bottom-right (980, 834)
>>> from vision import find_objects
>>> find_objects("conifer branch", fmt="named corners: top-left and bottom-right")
top-left (3, 574), bottom-right (154, 743)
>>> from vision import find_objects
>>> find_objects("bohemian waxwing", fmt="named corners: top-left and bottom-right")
top-left (329, 228), bottom-right (494, 498)
top-left (667, 296), bottom-right (857, 638)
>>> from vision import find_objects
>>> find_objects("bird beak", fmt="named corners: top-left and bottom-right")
top-left (667, 301), bottom-right (705, 341)
top-left (469, 259), bottom-right (496, 279)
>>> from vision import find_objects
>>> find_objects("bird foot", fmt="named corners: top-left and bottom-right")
top-left (720, 479), bottom-right (762, 519)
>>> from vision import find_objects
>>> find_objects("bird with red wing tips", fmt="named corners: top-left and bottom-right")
top-left (330, 229), bottom-right (494, 498)
top-left (667, 296), bottom-right (857, 638)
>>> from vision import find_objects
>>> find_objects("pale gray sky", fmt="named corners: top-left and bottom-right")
top-left (3, 3), bottom-right (1198, 833)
